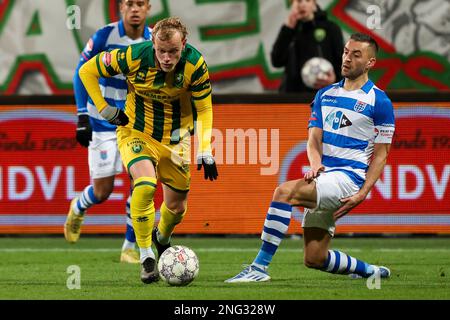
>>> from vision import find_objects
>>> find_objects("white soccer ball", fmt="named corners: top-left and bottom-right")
top-left (301, 57), bottom-right (333, 89)
top-left (158, 245), bottom-right (199, 286)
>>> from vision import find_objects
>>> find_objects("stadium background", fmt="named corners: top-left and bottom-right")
top-left (0, 0), bottom-right (449, 235)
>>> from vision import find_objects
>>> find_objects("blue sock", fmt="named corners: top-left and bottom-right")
top-left (253, 202), bottom-right (292, 269)
top-left (322, 250), bottom-right (375, 277)
top-left (125, 195), bottom-right (136, 242)
top-left (74, 185), bottom-right (100, 215)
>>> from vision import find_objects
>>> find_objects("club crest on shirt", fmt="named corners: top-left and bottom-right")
top-left (132, 144), bottom-right (143, 154)
top-left (174, 72), bottom-right (184, 88)
top-left (354, 100), bottom-right (367, 112)
top-left (127, 138), bottom-right (144, 154)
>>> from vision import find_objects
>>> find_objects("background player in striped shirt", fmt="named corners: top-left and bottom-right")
top-left (78, 17), bottom-right (218, 283)
top-left (64, 0), bottom-right (151, 264)
top-left (226, 33), bottom-right (395, 283)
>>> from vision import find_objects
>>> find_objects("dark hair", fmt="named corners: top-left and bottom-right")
top-left (350, 33), bottom-right (379, 54)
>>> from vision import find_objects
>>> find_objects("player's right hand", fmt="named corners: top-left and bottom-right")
top-left (76, 114), bottom-right (92, 148)
top-left (304, 165), bottom-right (325, 183)
top-left (108, 109), bottom-right (129, 126)
top-left (100, 105), bottom-right (129, 126)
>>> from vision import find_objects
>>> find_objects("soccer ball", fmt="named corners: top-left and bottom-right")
top-left (158, 245), bottom-right (199, 286)
top-left (301, 57), bottom-right (333, 89)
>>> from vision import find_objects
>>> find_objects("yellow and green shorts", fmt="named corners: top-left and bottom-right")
top-left (117, 127), bottom-right (191, 192)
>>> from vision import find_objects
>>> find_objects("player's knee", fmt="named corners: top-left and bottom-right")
top-left (165, 202), bottom-right (186, 215)
top-left (273, 183), bottom-right (293, 203)
top-left (304, 255), bottom-right (326, 269)
top-left (93, 187), bottom-right (113, 203)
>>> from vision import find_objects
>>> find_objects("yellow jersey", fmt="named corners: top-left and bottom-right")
top-left (79, 41), bottom-right (213, 153)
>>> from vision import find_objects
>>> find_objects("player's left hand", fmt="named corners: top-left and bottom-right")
top-left (197, 153), bottom-right (218, 181)
top-left (333, 192), bottom-right (366, 221)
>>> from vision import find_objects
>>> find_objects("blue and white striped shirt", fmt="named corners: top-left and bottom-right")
top-left (308, 79), bottom-right (395, 188)
top-left (73, 20), bottom-right (152, 132)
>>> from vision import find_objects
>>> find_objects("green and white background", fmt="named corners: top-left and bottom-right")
top-left (0, 0), bottom-right (449, 94)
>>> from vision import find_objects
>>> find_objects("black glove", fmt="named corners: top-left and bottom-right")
top-left (108, 109), bottom-right (129, 126)
top-left (76, 114), bottom-right (92, 148)
top-left (197, 154), bottom-right (218, 181)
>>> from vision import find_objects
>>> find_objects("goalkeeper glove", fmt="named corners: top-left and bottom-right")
top-left (197, 153), bottom-right (218, 181)
top-left (100, 105), bottom-right (129, 126)
top-left (76, 114), bottom-right (92, 148)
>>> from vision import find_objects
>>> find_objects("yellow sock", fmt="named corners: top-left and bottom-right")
top-left (157, 202), bottom-right (186, 242)
top-left (130, 177), bottom-right (157, 249)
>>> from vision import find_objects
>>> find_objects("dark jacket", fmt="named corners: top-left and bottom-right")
top-left (271, 8), bottom-right (344, 93)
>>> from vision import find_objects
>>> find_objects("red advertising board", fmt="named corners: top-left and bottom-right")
top-left (0, 103), bottom-right (449, 234)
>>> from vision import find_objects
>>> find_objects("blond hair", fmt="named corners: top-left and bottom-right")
top-left (153, 17), bottom-right (188, 41)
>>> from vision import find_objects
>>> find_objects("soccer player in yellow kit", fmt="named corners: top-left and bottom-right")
top-left (78, 17), bottom-right (218, 283)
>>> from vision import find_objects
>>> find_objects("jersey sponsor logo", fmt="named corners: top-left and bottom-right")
top-left (102, 52), bottom-right (112, 67)
top-left (322, 98), bottom-right (337, 104)
top-left (354, 100), bottom-right (367, 112)
top-left (325, 111), bottom-right (352, 130)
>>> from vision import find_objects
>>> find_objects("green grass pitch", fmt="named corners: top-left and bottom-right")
top-left (1, 236), bottom-right (449, 300)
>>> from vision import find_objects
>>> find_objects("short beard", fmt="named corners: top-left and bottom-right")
top-left (342, 68), bottom-right (364, 81)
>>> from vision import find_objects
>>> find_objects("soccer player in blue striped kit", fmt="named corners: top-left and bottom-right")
top-left (65, 0), bottom-right (152, 264)
top-left (226, 33), bottom-right (395, 283)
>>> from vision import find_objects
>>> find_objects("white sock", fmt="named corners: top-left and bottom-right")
top-left (121, 239), bottom-right (135, 251)
top-left (139, 247), bottom-right (156, 263)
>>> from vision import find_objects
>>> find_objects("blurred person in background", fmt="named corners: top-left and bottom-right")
top-left (65, 0), bottom-right (152, 264)
top-left (271, 0), bottom-right (344, 92)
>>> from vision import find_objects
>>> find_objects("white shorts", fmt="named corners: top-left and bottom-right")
top-left (88, 131), bottom-right (123, 179)
top-left (302, 171), bottom-right (360, 237)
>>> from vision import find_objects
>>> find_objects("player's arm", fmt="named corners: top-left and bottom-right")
top-left (305, 92), bottom-right (325, 183)
top-left (73, 30), bottom-right (111, 147)
top-left (74, 55), bottom-right (92, 147)
top-left (78, 47), bottom-right (132, 126)
top-left (305, 127), bottom-right (324, 183)
top-left (190, 57), bottom-right (217, 181)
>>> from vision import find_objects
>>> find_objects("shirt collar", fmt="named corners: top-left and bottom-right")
top-left (339, 78), bottom-right (374, 94)
top-left (143, 25), bottom-right (151, 40)
top-left (118, 19), bottom-right (126, 37)
top-left (119, 20), bottom-right (151, 40)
